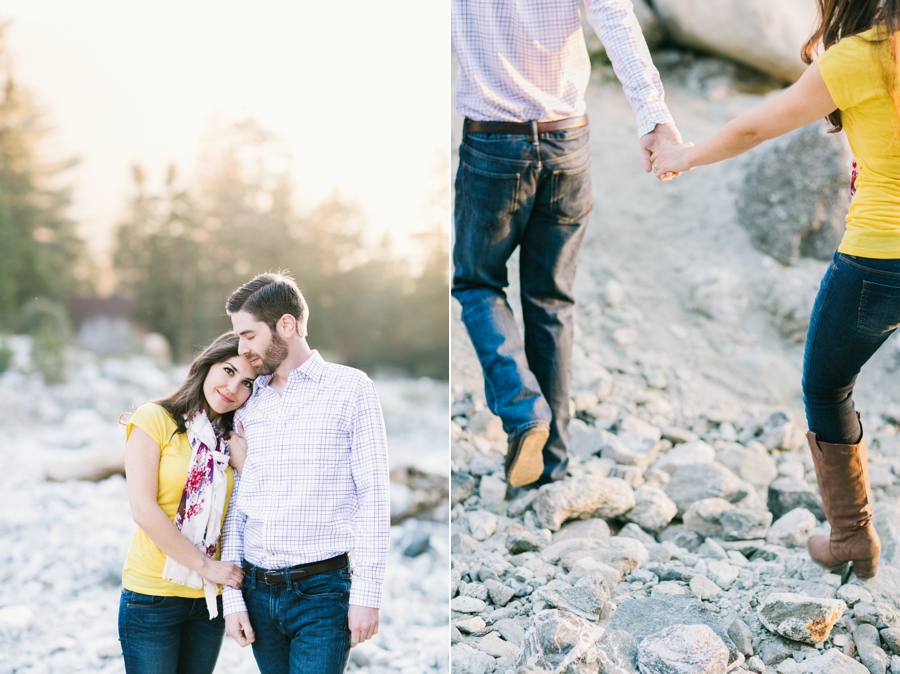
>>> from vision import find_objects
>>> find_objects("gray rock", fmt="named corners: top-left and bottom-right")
top-left (452, 596), bottom-right (487, 614)
top-left (715, 443), bottom-right (779, 488)
top-left (608, 595), bottom-right (739, 665)
top-left (480, 475), bottom-right (510, 517)
top-left (720, 507), bottom-right (773, 541)
top-left (850, 565), bottom-right (900, 610)
top-left (454, 616), bottom-right (487, 634)
top-left (873, 502), bottom-right (900, 569)
top-left (596, 629), bottom-right (639, 674)
top-left (452, 471), bottom-right (477, 505)
top-left (637, 623), bottom-right (730, 674)
top-left (534, 475), bottom-right (636, 531)
top-left (736, 123), bottom-right (851, 266)
top-left (652, 441), bottom-right (716, 475)
top-left (768, 477), bottom-right (824, 521)
top-left (759, 636), bottom-right (793, 665)
top-left (747, 655), bottom-right (765, 673)
top-left (618, 522), bottom-right (658, 546)
top-left (535, 584), bottom-right (606, 620)
top-left (623, 484), bottom-right (678, 534)
top-left (556, 537), bottom-right (649, 577)
top-left (478, 632), bottom-right (521, 659)
top-left (766, 507), bottom-right (817, 548)
top-left (682, 498), bottom-right (734, 538)
top-left (665, 463), bottom-right (752, 516)
top-left (468, 510), bottom-right (498, 541)
top-left (516, 609), bottom-right (606, 672)
top-left (854, 623), bottom-right (888, 674)
top-left (508, 529), bottom-right (545, 555)
top-left (494, 618), bottom-right (527, 647)
top-left (727, 618), bottom-right (754, 658)
top-left (552, 518), bottom-right (611, 543)
top-left (794, 647), bottom-right (870, 673)
top-left (568, 557), bottom-right (622, 589)
top-left (599, 430), bottom-right (659, 471)
top-left (461, 582), bottom-right (490, 602)
top-left (836, 584), bottom-right (873, 607)
top-left (757, 592), bottom-right (846, 644)
top-left (754, 411), bottom-right (808, 451)
top-left (855, 602), bottom-right (897, 629)
top-left (451, 643), bottom-right (494, 674)
top-left (689, 575), bottom-right (721, 600)
top-left (484, 578), bottom-right (516, 607)
top-left (879, 627), bottom-right (900, 654)
top-left (658, 525), bottom-right (703, 552)
top-left (653, 0), bottom-right (813, 82)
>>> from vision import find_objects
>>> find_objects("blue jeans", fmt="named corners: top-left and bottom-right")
top-left (803, 252), bottom-right (900, 444)
top-left (118, 590), bottom-right (224, 674)
top-left (242, 563), bottom-right (352, 674)
top-left (452, 125), bottom-right (593, 480)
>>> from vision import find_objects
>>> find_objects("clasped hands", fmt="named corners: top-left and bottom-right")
top-left (640, 122), bottom-right (695, 182)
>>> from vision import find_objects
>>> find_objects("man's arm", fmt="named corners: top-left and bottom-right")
top-left (347, 377), bottom-right (391, 645)
top-left (585, 0), bottom-right (681, 172)
top-left (220, 482), bottom-right (255, 646)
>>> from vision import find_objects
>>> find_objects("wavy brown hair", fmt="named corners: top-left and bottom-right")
top-left (802, 0), bottom-right (900, 132)
top-left (121, 332), bottom-right (246, 436)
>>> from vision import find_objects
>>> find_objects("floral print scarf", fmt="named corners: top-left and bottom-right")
top-left (161, 409), bottom-right (230, 618)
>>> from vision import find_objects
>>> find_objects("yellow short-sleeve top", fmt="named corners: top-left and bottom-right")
top-left (817, 27), bottom-right (900, 258)
top-left (122, 402), bottom-right (234, 597)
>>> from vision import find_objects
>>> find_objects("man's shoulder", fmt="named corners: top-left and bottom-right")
top-left (322, 361), bottom-right (373, 387)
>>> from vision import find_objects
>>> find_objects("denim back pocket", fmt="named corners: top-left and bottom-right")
top-left (859, 280), bottom-right (900, 335)
top-left (461, 162), bottom-right (520, 230)
top-left (549, 163), bottom-right (592, 224)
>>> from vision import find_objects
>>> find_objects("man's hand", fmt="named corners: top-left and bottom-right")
top-left (640, 122), bottom-right (683, 180)
top-left (225, 611), bottom-right (255, 647)
top-left (348, 604), bottom-right (379, 647)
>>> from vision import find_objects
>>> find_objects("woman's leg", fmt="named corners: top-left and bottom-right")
top-left (118, 590), bottom-right (187, 674)
top-left (175, 596), bottom-right (225, 674)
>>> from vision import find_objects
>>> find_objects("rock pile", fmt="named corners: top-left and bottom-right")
top-left (451, 362), bottom-right (900, 673)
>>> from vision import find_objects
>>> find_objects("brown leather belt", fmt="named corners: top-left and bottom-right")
top-left (242, 553), bottom-right (348, 585)
top-left (464, 115), bottom-right (588, 135)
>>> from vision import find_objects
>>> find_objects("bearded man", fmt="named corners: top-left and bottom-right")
top-left (220, 271), bottom-right (390, 674)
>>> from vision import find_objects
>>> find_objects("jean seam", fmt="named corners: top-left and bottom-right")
top-left (839, 253), bottom-right (900, 278)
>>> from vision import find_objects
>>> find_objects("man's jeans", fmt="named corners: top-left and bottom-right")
top-left (242, 564), bottom-right (352, 674)
top-left (803, 252), bottom-right (900, 444)
top-left (452, 125), bottom-right (593, 480)
top-left (118, 590), bottom-right (224, 674)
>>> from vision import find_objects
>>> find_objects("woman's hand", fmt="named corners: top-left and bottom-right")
top-left (651, 142), bottom-right (696, 181)
top-left (228, 423), bottom-right (247, 477)
top-left (199, 558), bottom-right (244, 589)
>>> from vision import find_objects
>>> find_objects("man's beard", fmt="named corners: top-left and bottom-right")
top-left (254, 330), bottom-right (289, 375)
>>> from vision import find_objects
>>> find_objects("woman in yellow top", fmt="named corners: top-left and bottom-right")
top-left (119, 332), bottom-right (256, 673)
top-left (651, 0), bottom-right (900, 579)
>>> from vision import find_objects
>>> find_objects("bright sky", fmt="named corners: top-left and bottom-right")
top-left (2, 1), bottom-right (449, 267)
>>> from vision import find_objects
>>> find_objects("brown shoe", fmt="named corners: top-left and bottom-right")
top-left (806, 425), bottom-right (881, 579)
top-left (505, 425), bottom-right (549, 488)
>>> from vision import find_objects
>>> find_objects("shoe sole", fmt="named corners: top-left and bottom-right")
top-left (507, 428), bottom-right (549, 488)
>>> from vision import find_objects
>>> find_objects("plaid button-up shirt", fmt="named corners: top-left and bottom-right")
top-left (221, 350), bottom-right (390, 614)
top-left (452, 0), bottom-right (673, 136)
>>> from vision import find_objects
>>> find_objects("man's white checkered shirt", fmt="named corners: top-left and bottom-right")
top-left (221, 350), bottom-right (390, 614)
top-left (452, 0), bottom-right (673, 136)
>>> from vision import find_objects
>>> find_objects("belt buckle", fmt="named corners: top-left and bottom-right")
top-left (263, 570), bottom-right (281, 585)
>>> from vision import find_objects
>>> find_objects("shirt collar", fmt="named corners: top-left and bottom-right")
top-left (252, 350), bottom-right (326, 391)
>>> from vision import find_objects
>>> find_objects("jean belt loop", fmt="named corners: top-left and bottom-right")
top-left (463, 118), bottom-right (468, 142)
top-left (530, 120), bottom-right (539, 146)
top-left (283, 567), bottom-right (292, 587)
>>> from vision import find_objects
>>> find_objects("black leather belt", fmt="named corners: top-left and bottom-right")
top-left (464, 115), bottom-right (588, 135)
top-left (242, 554), bottom-right (348, 585)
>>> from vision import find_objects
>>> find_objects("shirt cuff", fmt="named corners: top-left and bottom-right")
top-left (637, 101), bottom-right (675, 137)
top-left (349, 579), bottom-right (382, 609)
top-left (222, 586), bottom-right (247, 616)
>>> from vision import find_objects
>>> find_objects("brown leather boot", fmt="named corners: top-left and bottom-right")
top-left (505, 425), bottom-right (549, 488)
top-left (806, 427), bottom-right (881, 578)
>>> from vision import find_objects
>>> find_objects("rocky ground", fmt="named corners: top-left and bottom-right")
top-left (450, 53), bottom-right (900, 674)
top-left (0, 344), bottom-right (449, 673)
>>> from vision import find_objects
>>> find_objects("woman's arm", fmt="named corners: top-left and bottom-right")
top-left (651, 62), bottom-right (839, 178)
top-left (125, 426), bottom-right (244, 589)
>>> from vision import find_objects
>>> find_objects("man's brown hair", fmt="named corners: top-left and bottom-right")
top-left (226, 271), bottom-right (309, 337)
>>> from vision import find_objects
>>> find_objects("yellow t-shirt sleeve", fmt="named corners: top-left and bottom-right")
top-left (817, 33), bottom-right (886, 111)
top-left (126, 403), bottom-right (173, 446)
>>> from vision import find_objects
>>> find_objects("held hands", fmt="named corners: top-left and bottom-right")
top-left (228, 423), bottom-right (247, 477)
top-left (650, 142), bottom-right (696, 182)
top-left (225, 611), bottom-right (256, 647)
top-left (640, 122), bottom-right (683, 181)
top-left (199, 557), bottom-right (244, 589)
top-left (348, 604), bottom-right (380, 647)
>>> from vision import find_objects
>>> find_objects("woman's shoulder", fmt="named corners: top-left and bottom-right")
top-left (127, 402), bottom-right (178, 439)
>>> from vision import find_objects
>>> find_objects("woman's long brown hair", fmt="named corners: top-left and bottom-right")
top-left (121, 332), bottom-right (245, 436)
top-left (802, 0), bottom-right (900, 132)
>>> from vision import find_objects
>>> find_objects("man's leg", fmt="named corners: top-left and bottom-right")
top-left (282, 569), bottom-right (353, 674)
top-left (452, 134), bottom-right (551, 441)
top-left (244, 580), bottom-right (292, 674)
top-left (519, 128), bottom-right (593, 480)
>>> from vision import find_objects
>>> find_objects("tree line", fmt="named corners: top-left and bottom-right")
top-left (0, 27), bottom-right (448, 379)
